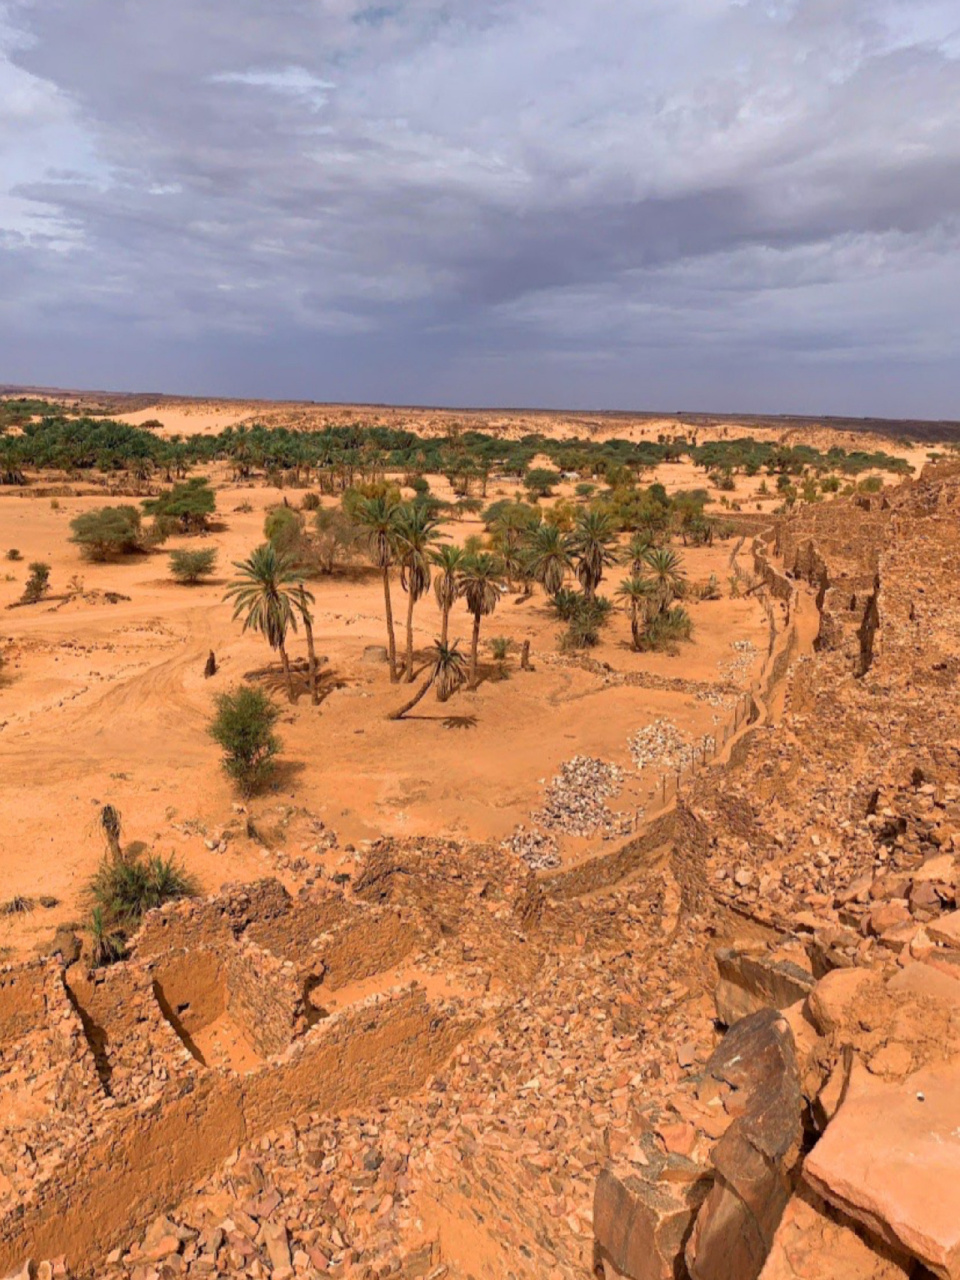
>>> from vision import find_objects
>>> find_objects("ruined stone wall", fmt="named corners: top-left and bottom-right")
top-left (133, 878), bottom-right (294, 960)
top-left (315, 908), bottom-right (426, 991)
top-left (0, 957), bottom-right (50, 1043)
top-left (0, 989), bottom-right (473, 1278)
top-left (222, 940), bottom-right (305, 1059)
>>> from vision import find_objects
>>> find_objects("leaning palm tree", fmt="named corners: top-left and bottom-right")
top-left (388, 639), bottom-right (467, 720)
top-left (527, 523), bottom-right (572, 596)
top-left (569, 508), bottom-right (618, 600)
top-left (431, 543), bottom-right (466, 646)
top-left (643, 546), bottom-right (686, 614)
top-left (224, 543), bottom-right (304, 701)
top-left (616, 576), bottom-right (657, 650)
top-left (353, 493), bottom-right (402, 682)
top-left (394, 504), bottom-right (444, 681)
top-left (457, 553), bottom-right (503, 690)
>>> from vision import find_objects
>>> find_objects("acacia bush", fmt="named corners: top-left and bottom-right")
top-left (70, 505), bottom-right (145, 559)
top-left (208, 685), bottom-right (282, 796)
top-left (143, 477), bottom-right (215, 532)
top-left (169, 547), bottom-right (217, 583)
top-left (21, 561), bottom-right (50, 603)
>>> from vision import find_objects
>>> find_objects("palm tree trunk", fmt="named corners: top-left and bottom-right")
top-left (404, 587), bottom-right (416, 682)
top-left (303, 611), bottom-right (319, 705)
top-left (382, 567), bottom-right (399, 683)
top-left (279, 642), bottom-right (295, 702)
top-left (469, 611), bottom-right (481, 689)
top-left (388, 674), bottom-right (434, 720)
top-left (440, 595), bottom-right (450, 647)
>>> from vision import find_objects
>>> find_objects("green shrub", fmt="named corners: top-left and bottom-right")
top-left (169, 547), bottom-right (217, 583)
top-left (313, 507), bottom-right (362, 573)
top-left (143, 477), bottom-right (216, 532)
top-left (300, 492), bottom-right (321, 511)
top-left (524, 467), bottom-right (561, 498)
top-left (208, 685), bottom-right (282, 797)
top-left (264, 505), bottom-right (305, 557)
top-left (88, 850), bottom-right (197, 926)
top-left (5, 548), bottom-right (21, 561)
top-left (21, 561), bottom-right (50, 604)
top-left (70, 505), bottom-right (144, 560)
top-left (558, 595), bottom-right (613, 650)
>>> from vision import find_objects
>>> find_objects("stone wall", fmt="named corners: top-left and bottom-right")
top-left (0, 988), bottom-right (474, 1277)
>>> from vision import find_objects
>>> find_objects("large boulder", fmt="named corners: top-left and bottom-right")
top-left (804, 1058), bottom-right (960, 1278)
top-left (685, 1009), bottom-right (803, 1280)
top-left (593, 1156), bottom-right (711, 1280)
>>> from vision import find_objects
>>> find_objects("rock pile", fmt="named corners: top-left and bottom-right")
top-left (628, 720), bottom-right (714, 775)
top-left (500, 824), bottom-right (561, 870)
top-left (531, 755), bottom-right (630, 839)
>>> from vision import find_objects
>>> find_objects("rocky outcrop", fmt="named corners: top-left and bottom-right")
top-left (684, 1010), bottom-right (802, 1280)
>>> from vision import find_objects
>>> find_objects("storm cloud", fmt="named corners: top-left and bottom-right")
top-left (2, 0), bottom-right (959, 413)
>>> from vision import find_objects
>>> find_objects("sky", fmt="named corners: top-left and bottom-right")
top-left (1, 0), bottom-right (959, 416)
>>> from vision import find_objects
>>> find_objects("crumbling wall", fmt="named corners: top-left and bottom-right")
top-left (222, 940), bottom-right (305, 1058)
top-left (133, 878), bottom-right (293, 960)
top-left (0, 958), bottom-right (50, 1044)
top-left (0, 989), bottom-right (473, 1278)
top-left (314, 908), bottom-right (427, 992)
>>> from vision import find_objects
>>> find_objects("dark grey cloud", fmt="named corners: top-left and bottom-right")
top-left (1, 0), bottom-right (959, 413)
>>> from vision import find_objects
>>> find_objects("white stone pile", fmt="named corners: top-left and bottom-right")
top-left (532, 756), bottom-right (630, 839)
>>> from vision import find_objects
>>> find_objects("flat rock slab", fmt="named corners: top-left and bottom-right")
top-left (758, 1192), bottom-right (912, 1280)
top-left (804, 1059), bottom-right (960, 1279)
top-left (928, 911), bottom-right (960, 949)
top-left (887, 961), bottom-right (960, 1011)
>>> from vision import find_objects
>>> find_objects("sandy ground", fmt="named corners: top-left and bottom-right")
top-left (0, 461), bottom-right (771, 960)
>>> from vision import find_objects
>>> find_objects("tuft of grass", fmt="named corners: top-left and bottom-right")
top-left (1, 895), bottom-right (35, 916)
top-left (88, 851), bottom-right (198, 926)
top-left (85, 847), bottom-right (198, 967)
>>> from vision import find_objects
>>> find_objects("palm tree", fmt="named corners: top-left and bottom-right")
top-left (295, 583), bottom-right (320, 705)
top-left (457, 554), bottom-right (503, 690)
top-left (431, 544), bottom-right (466, 646)
top-left (353, 494), bottom-right (402, 682)
top-left (394, 504), bottom-right (444, 681)
top-left (643, 546), bottom-right (686, 614)
top-left (569, 509), bottom-right (618, 600)
top-left (527, 523), bottom-right (572, 596)
top-left (616, 576), bottom-right (657, 650)
top-left (388, 640), bottom-right (467, 720)
top-left (224, 543), bottom-right (302, 701)
top-left (623, 532), bottom-right (654, 576)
